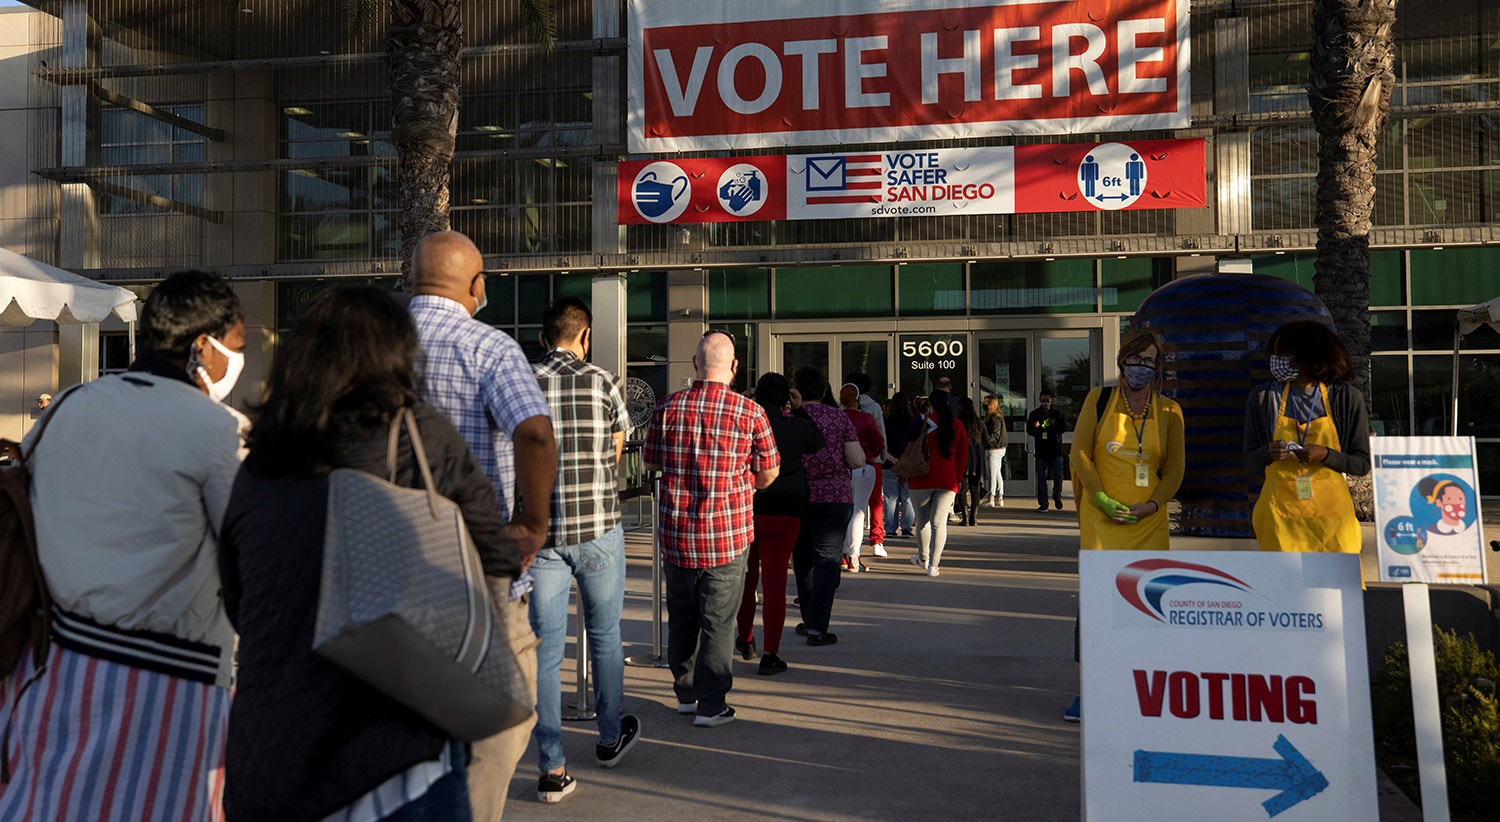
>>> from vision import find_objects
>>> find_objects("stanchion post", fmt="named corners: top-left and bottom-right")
top-left (626, 477), bottom-right (669, 668)
top-left (561, 589), bottom-right (596, 721)
top-left (1404, 582), bottom-right (1451, 822)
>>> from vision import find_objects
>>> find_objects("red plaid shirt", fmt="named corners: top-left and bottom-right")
top-left (644, 380), bottom-right (778, 568)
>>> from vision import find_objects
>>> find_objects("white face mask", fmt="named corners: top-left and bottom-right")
top-left (196, 335), bottom-right (244, 403)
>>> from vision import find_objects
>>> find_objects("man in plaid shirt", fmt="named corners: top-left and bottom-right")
top-left (528, 298), bottom-right (639, 803)
top-left (409, 230), bottom-right (556, 821)
top-left (644, 331), bottom-right (779, 727)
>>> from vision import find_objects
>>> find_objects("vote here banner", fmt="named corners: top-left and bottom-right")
top-left (627, 0), bottom-right (1190, 152)
top-left (618, 138), bottom-right (1204, 225)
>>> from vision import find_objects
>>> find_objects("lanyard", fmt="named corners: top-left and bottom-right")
top-left (1288, 383), bottom-right (1319, 447)
top-left (1127, 393), bottom-right (1151, 461)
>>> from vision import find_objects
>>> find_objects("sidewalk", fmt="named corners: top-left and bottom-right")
top-left (500, 501), bottom-right (1421, 821)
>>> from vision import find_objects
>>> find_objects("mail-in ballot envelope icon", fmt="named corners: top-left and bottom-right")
top-left (806, 156), bottom-right (846, 190)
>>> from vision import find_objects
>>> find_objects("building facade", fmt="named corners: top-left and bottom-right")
top-left (2, 0), bottom-right (1499, 496)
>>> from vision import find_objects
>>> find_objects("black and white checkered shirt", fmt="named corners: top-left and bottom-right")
top-left (534, 349), bottom-right (631, 547)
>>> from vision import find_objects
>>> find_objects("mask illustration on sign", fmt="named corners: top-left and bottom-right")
top-left (634, 171), bottom-right (690, 219)
top-left (1122, 364), bottom-right (1155, 391)
top-left (1269, 354), bottom-right (1300, 382)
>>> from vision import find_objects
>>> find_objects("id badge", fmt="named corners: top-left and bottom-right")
top-left (1295, 475), bottom-right (1314, 500)
top-left (1135, 463), bottom-right (1151, 488)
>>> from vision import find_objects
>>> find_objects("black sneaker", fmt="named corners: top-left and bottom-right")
top-left (734, 637), bottom-right (759, 661)
top-left (1055, 499), bottom-right (1064, 510)
top-left (901, 530), bottom-right (913, 537)
top-left (537, 771), bottom-right (577, 803)
top-left (693, 706), bottom-right (736, 727)
top-left (794, 622), bottom-right (809, 636)
top-left (807, 631), bottom-right (838, 646)
top-left (596, 714), bottom-right (640, 768)
top-left (1037, 504), bottom-right (1049, 512)
top-left (757, 653), bottom-right (788, 675)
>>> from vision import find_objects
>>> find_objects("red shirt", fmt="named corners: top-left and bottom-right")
top-left (644, 380), bottom-right (779, 568)
top-left (908, 415), bottom-right (969, 493)
top-left (843, 408), bottom-right (885, 463)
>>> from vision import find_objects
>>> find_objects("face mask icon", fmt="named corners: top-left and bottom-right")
top-left (634, 171), bottom-right (690, 219)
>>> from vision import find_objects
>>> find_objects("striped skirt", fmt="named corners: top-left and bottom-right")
top-left (0, 644), bottom-right (229, 821)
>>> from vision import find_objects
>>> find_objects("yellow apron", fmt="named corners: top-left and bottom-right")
top-left (1252, 382), bottom-right (1360, 553)
top-left (1078, 389), bottom-right (1170, 550)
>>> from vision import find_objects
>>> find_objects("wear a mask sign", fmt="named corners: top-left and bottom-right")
top-left (1371, 436), bottom-right (1487, 584)
top-left (898, 335), bottom-right (967, 399)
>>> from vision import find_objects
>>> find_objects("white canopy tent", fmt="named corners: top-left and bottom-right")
top-left (0, 247), bottom-right (138, 326)
top-left (1453, 296), bottom-right (1500, 436)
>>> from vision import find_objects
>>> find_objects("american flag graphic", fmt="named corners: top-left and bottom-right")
top-left (804, 154), bottom-right (884, 205)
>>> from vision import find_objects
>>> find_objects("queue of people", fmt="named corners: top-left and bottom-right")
top-left (0, 235), bottom-right (1377, 819)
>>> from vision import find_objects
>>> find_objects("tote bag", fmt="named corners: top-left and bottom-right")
top-left (892, 420), bottom-right (930, 479)
top-left (315, 409), bottom-right (532, 741)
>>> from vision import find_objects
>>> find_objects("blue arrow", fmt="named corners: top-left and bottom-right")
top-left (1133, 734), bottom-right (1329, 818)
top-left (1093, 193), bottom-right (1130, 202)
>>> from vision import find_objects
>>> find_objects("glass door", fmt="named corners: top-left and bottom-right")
top-left (975, 329), bottom-right (1099, 499)
top-left (777, 334), bottom-right (893, 404)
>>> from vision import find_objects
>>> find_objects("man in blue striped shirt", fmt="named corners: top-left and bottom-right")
top-left (409, 230), bottom-right (556, 822)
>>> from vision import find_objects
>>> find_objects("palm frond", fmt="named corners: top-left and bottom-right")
top-left (522, 0), bottom-right (556, 54)
top-left (341, 0), bottom-right (383, 37)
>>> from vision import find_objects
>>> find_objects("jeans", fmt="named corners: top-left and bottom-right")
top-left (384, 742), bottom-right (471, 821)
top-left (737, 514), bottom-right (800, 655)
top-left (985, 448), bottom-right (1007, 501)
top-left (794, 502), bottom-right (853, 634)
top-left (666, 552), bottom-right (748, 716)
top-left (528, 525), bottom-right (625, 774)
top-left (883, 470), bottom-right (914, 533)
top-left (910, 488), bottom-right (956, 568)
top-left (844, 465), bottom-right (878, 559)
top-left (1036, 455), bottom-right (1065, 506)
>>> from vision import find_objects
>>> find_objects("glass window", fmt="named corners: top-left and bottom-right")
top-left (626, 324), bottom-right (668, 366)
top-left (708, 268), bottom-right (770, 320)
top-left (516, 326), bottom-right (546, 363)
top-left (279, 213), bottom-right (370, 260)
top-left (476, 275), bottom-right (516, 326)
top-left (517, 274), bottom-right (551, 324)
top-left (1370, 250), bottom-right (1404, 306)
top-left (1370, 311), bottom-right (1408, 352)
top-left (896, 263), bottom-right (964, 316)
top-left (627, 271), bottom-right (667, 322)
top-left (1411, 354), bottom-right (1453, 437)
top-left (773, 265), bottom-right (894, 319)
top-left (1253, 252), bottom-right (1315, 289)
top-left (554, 273), bottom-right (592, 304)
top-left (1101, 258), bottom-right (1172, 313)
top-left (706, 323), bottom-right (758, 393)
top-left (1476, 442), bottom-right (1500, 505)
top-left (970, 259), bottom-right (1095, 314)
top-left (1457, 354), bottom-right (1500, 439)
top-left (1369, 354), bottom-right (1410, 436)
top-left (1410, 248), bottom-right (1500, 305)
top-left (1412, 309), bottom-right (1464, 350)
top-left (1409, 171), bottom-right (1484, 224)
top-left (274, 277), bottom-right (403, 331)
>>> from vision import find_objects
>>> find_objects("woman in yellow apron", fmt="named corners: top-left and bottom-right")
top-left (1243, 320), bottom-right (1371, 553)
top-left (1064, 329), bottom-right (1185, 723)
top-left (1071, 329), bottom-right (1187, 551)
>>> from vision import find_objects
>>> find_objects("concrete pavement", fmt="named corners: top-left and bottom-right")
top-left (500, 499), bottom-right (1421, 821)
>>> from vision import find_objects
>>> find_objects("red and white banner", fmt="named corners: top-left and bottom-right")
top-left (627, 0), bottom-right (1189, 152)
top-left (618, 138), bottom-right (1205, 224)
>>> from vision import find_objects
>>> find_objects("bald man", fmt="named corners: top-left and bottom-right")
top-left (643, 331), bottom-right (779, 727)
top-left (408, 230), bottom-right (555, 821)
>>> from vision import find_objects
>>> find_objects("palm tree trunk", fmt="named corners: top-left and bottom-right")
top-left (388, 0), bottom-right (463, 289)
top-left (1308, 0), bottom-right (1397, 402)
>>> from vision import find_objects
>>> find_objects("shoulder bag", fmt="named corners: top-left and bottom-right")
top-left (892, 419), bottom-right (930, 479)
top-left (315, 408), bottom-right (532, 741)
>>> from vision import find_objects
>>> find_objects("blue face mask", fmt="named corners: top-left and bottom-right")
top-left (1122, 364), bottom-right (1156, 391)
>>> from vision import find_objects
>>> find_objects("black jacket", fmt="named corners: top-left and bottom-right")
top-left (1027, 407), bottom-right (1067, 459)
top-left (755, 408), bottom-right (825, 517)
top-left (219, 403), bottom-right (514, 820)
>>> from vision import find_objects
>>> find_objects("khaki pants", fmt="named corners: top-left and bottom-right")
top-left (467, 595), bottom-right (539, 822)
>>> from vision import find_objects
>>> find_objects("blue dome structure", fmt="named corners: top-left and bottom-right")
top-left (1135, 273), bottom-right (1334, 537)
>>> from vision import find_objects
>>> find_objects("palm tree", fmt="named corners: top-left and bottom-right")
top-left (348, 0), bottom-right (554, 289)
top-left (1307, 0), bottom-right (1397, 402)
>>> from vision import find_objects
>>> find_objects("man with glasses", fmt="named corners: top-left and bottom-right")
top-left (644, 330), bottom-right (779, 728)
top-left (1027, 390), bottom-right (1068, 512)
top-left (410, 230), bottom-right (557, 821)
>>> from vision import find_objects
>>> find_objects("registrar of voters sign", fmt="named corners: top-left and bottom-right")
top-left (1080, 551), bottom-right (1376, 821)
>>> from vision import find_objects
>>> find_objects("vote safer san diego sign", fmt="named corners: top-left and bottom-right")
top-left (1079, 551), bottom-right (1377, 821)
top-left (617, 138), bottom-right (1205, 225)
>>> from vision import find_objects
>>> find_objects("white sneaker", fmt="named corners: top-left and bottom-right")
top-left (872, 544), bottom-right (888, 557)
top-left (677, 702), bottom-right (696, 715)
top-left (927, 565), bottom-right (940, 577)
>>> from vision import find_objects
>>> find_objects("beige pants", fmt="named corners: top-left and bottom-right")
top-left (467, 594), bottom-right (539, 822)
